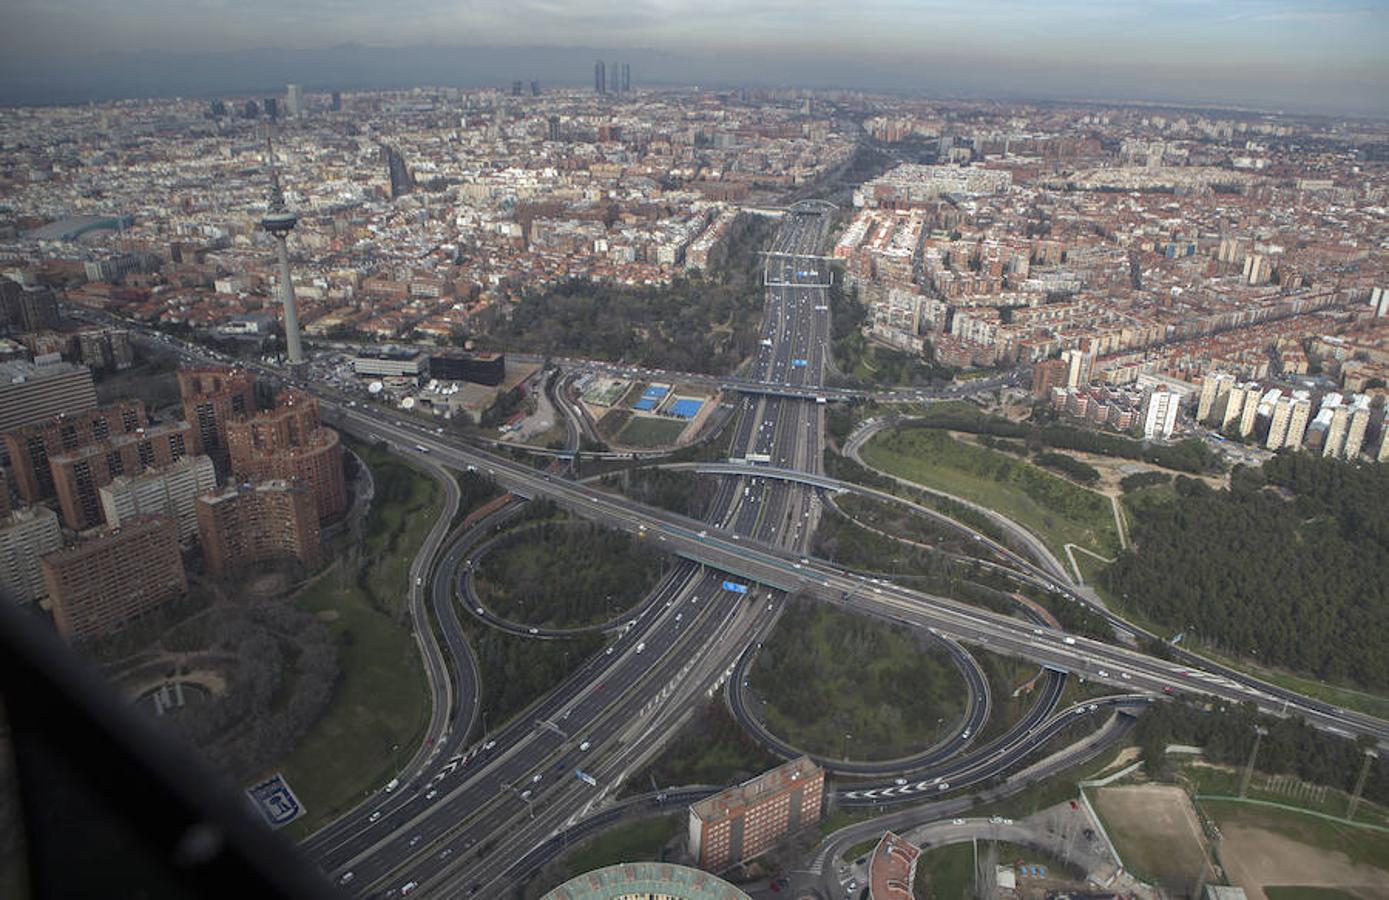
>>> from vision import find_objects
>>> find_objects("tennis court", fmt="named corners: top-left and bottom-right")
top-left (669, 398), bottom-right (703, 419)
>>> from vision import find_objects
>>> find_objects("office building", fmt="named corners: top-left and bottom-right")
top-left (49, 420), bottom-right (193, 531)
top-left (285, 83), bottom-right (304, 117)
top-left (330, 91), bottom-right (342, 111)
top-left (428, 351), bottom-right (506, 386)
top-left (74, 326), bottom-right (134, 371)
top-left (196, 480), bottom-right (321, 577)
top-left (622, 63), bottom-right (631, 93)
top-left (1140, 385), bottom-right (1180, 440)
top-left (227, 390), bottom-right (346, 521)
top-left (0, 358), bottom-right (97, 435)
top-left (594, 60), bottom-right (606, 94)
top-left (0, 507), bottom-right (61, 605)
top-left (264, 97), bottom-right (277, 120)
top-left (511, 80), bottom-right (524, 97)
top-left (352, 349), bottom-right (425, 379)
top-left (43, 515), bottom-right (185, 640)
top-left (530, 80), bottom-right (540, 97)
top-left (0, 281), bottom-right (60, 333)
top-left (99, 454), bottom-right (217, 544)
top-left (2, 399), bottom-right (147, 503)
top-left (1031, 358), bottom-right (1068, 398)
top-left (383, 145), bottom-right (415, 199)
top-left (1062, 347), bottom-right (1093, 389)
top-left (178, 366), bottom-right (257, 472)
top-left (1197, 373), bottom-right (1235, 424)
top-left (688, 757), bottom-right (824, 873)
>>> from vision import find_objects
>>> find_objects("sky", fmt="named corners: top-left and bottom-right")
top-left (0, 0), bottom-right (1386, 114)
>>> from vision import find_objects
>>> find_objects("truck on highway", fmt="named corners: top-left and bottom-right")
top-left (575, 769), bottom-right (598, 787)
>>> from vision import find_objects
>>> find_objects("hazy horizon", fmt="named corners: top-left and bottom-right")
top-left (0, 0), bottom-right (1385, 116)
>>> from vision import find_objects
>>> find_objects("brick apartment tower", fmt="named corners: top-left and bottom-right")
top-left (177, 367), bottom-right (257, 474)
top-left (42, 514), bottom-right (186, 640)
top-left (196, 480), bottom-right (321, 577)
top-left (48, 421), bottom-right (193, 531)
top-left (1, 400), bottom-right (147, 503)
top-left (226, 389), bottom-right (346, 521)
top-left (688, 757), bottom-right (824, 873)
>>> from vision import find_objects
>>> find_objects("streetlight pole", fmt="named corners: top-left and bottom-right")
top-left (1239, 725), bottom-right (1268, 798)
top-left (842, 732), bottom-right (852, 762)
top-left (1347, 749), bottom-right (1378, 821)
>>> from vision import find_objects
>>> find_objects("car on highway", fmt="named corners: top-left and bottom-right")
top-left (579, 739), bottom-right (591, 751)
top-left (894, 777), bottom-right (907, 786)
top-left (369, 810), bottom-right (382, 823)
top-left (937, 782), bottom-right (950, 791)
top-left (400, 882), bottom-right (419, 895)
top-left (339, 872), bottom-right (355, 884)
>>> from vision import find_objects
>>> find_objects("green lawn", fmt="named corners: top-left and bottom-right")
top-left (914, 842), bottom-right (975, 900)
top-left (751, 598), bottom-right (965, 761)
top-left (278, 443), bottom-right (441, 836)
top-left (615, 415), bottom-right (688, 448)
top-left (560, 814), bottom-right (682, 874)
top-left (1182, 762), bottom-right (1389, 830)
top-left (1265, 888), bottom-right (1362, 900)
top-left (861, 428), bottom-right (1119, 559)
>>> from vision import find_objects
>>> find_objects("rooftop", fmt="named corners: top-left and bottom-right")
top-left (690, 756), bottom-right (821, 823)
top-left (540, 862), bottom-right (750, 900)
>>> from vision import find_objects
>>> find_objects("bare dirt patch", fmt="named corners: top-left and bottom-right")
top-left (1093, 784), bottom-right (1214, 893)
top-left (1205, 803), bottom-right (1389, 900)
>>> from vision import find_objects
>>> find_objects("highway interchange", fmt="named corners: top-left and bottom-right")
top-left (74, 203), bottom-right (1389, 898)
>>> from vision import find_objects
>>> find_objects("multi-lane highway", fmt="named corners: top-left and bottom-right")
top-left (69, 206), bottom-right (1389, 898)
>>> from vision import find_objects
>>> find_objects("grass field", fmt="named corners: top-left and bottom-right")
top-left (1180, 762), bottom-right (1389, 831)
top-left (279, 443), bottom-right (439, 836)
top-left (560, 814), bottom-right (682, 875)
top-left (1202, 800), bottom-right (1389, 900)
top-left (1092, 784), bottom-right (1213, 893)
top-left (861, 428), bottom-right (1119, 559)
top-left (615, 415), bottom-right (688, 448)
top-left (750, 599), bottom-right (965, 761)
top-left (914, 842), bottom-right (975, 900)
top-left (1265, 888), bottom-right (1364, 900)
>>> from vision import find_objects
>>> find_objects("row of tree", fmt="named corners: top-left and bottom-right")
top-left (898, 405), bottom-right (1220, 474)
top-left (1105, 455), bottom-right (1389, 688)
top-left (1136, 699), bottom-right (1389, 807)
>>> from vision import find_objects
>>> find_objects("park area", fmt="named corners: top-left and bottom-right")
top-left (278, 441), bottom-right (439, 836)
top-left (860, 427), bottom-right (1120, 559)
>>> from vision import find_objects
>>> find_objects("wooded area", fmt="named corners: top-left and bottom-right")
top-left (1106, 455), bottom-right (1389, 688)
top-left (751, 595), bottom-right (965, 760)
top-left (1135, 699), bottom-right (1389, 806)
top-left (479, 214), bottom-right (775, 374)
top-left (474, 521), bottom-right (669, 628)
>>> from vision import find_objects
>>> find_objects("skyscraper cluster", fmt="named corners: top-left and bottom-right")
top-left (594, 60), bottom-right (632, 95)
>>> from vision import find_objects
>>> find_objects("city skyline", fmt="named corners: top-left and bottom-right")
top-left (0, 1), bottom-right (1385, 115)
